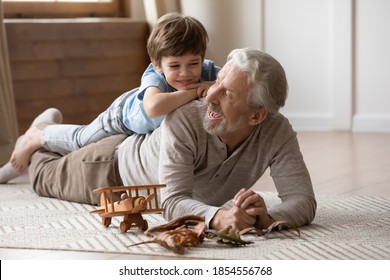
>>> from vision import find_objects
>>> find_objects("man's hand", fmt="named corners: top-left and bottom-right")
top-left (233, 188), bottom-right (275, 229)
top-left (210, 206), bottom-right (256, 231)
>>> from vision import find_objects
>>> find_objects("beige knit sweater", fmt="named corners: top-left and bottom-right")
top-left (118, 99), bottom-right (316, 227)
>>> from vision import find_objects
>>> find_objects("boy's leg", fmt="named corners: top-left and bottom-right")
top-left (0, 135), bottom-right (24, 183)
top-left (10, 126), bottom-right (43, 172)
top-left (29, 134), bottom-right (127, 205)
top-left (42, 89), bottom-right (135, 155)
top-left (0, 108), bottom-right (62, 182)
top-left (0, 162), bottom-right (21, 183)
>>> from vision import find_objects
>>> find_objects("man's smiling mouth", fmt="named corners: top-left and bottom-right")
top-left (208, 108), bottom-right (223, 120)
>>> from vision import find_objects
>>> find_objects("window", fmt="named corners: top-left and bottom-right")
top-left (3, 0), bottom-right (128, 18)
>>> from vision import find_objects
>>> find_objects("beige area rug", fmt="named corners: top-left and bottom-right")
top-left (1, 183), bottom-right (390, 259)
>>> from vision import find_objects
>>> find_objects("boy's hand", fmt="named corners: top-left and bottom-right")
top-left (184, 82), bottom-right (215, 98)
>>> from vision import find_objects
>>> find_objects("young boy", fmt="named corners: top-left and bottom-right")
top-left (0, 13), bottom-right (219, 181)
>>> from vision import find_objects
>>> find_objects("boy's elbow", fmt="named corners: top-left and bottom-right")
top-left (144, 103), bottom-right (160, 118)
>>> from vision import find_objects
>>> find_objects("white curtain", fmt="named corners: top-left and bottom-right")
top-left (0, 3), bottom-right (18, 166)
top-left (142, 0), bottom-right (180, 25)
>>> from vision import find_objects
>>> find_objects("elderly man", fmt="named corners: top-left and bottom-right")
top-left (27, 48), bottom-right (316, 230)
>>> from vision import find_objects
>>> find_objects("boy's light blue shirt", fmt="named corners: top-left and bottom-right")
top-left (122, 59), bottom-right (219, 134)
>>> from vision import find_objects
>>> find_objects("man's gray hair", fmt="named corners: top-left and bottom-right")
top-left (227, 48), bottom-right (288, 114)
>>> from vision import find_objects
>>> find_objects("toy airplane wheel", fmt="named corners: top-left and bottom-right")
top-left (141, 219), bottom-right (148, 231)
top-left (120, 221), bottom-right (130, 233)
top-left (102, 217), bottom-right (111, 227)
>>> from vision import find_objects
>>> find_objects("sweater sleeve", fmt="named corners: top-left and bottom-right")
top-left (265, 119), bottom-right (317, 226)
top-left (158, 103), bottom-right (218, 225)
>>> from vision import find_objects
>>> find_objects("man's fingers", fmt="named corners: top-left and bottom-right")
top-left (244, 206), bottom-right (262, 216)
top-left (231, 206), bottom-right (256, 230)
top-left (233, 188), bottom-right (248, 206)
top-left (240, 193), bottom-right (264, 209)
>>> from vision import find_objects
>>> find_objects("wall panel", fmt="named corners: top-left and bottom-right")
top-left (5, 18), bottom-right (149, 134)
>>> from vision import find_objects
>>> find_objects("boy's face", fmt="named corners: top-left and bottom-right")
top-left (154, 53), bottom-right (203, 90)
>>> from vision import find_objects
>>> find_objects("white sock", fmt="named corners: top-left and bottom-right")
top-left (31, 108), bottom-right (63, 127)
top-left (0, 108), bottom-right (63, 183)
top-left (0, 162), bottom-right (22, 183)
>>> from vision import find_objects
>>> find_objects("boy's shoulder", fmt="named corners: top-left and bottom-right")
top-left (202, 59), bottom-right (216, 68)
top-left (201, 59), bottom-right (220, 81)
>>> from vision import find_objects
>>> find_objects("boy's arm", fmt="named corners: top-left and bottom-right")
top-left (143, 82), bottom-right (212, 118)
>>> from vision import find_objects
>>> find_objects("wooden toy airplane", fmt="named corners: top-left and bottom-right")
top-left (90, 184), bottom-right (166, 233)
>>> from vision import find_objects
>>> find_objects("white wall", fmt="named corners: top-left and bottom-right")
top-left (265, 0), bottom-right (338, 131)
top-left (353, 0), bottom-right (390, 131)
top-left (180, 0), bottom-right (262, 67)
top-left (156, 0), bottom-right (390, 132)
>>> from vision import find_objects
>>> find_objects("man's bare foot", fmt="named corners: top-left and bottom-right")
top-left (10, 126), bottom-right (44, 172)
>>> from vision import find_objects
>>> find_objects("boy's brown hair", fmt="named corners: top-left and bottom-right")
top-left (147, 13), bottom-right (209, 65)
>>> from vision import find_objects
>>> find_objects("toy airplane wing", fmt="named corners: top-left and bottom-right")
top-left (91, 184), bottom-right (166, 215)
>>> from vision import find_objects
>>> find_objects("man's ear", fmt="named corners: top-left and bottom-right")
top-left (248, 109), bottom-right (268, 126)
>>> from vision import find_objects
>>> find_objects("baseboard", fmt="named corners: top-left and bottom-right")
top-left (282, 113), bottom-right (333, 131)
top-left (283, 113), bottom-right (390, 132)
top-left (352, 114), bottom-right (390, 132)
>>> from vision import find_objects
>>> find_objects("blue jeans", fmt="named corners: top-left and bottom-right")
top-left (42, 90), bottom-right (134, 155)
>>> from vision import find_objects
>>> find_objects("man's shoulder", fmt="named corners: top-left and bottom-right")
top-left (266, 112), bottom-right (292, 125)
top-left (165, 100), bottom-right (207, 126)
top-left (177, 99), bottom-right (207, 113)
top-left (261, 112), bottom-right (296, 137)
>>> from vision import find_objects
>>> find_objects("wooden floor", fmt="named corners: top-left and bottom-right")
top-left (254, 131), bottom-right (390, 197)
top-left (1, 131), bottom-right (390, 259)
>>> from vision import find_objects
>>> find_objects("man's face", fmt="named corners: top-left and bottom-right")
top-left (154, 53), bottom-right (203, 90)
top-left (203, 62), bottom-right (254, 136)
